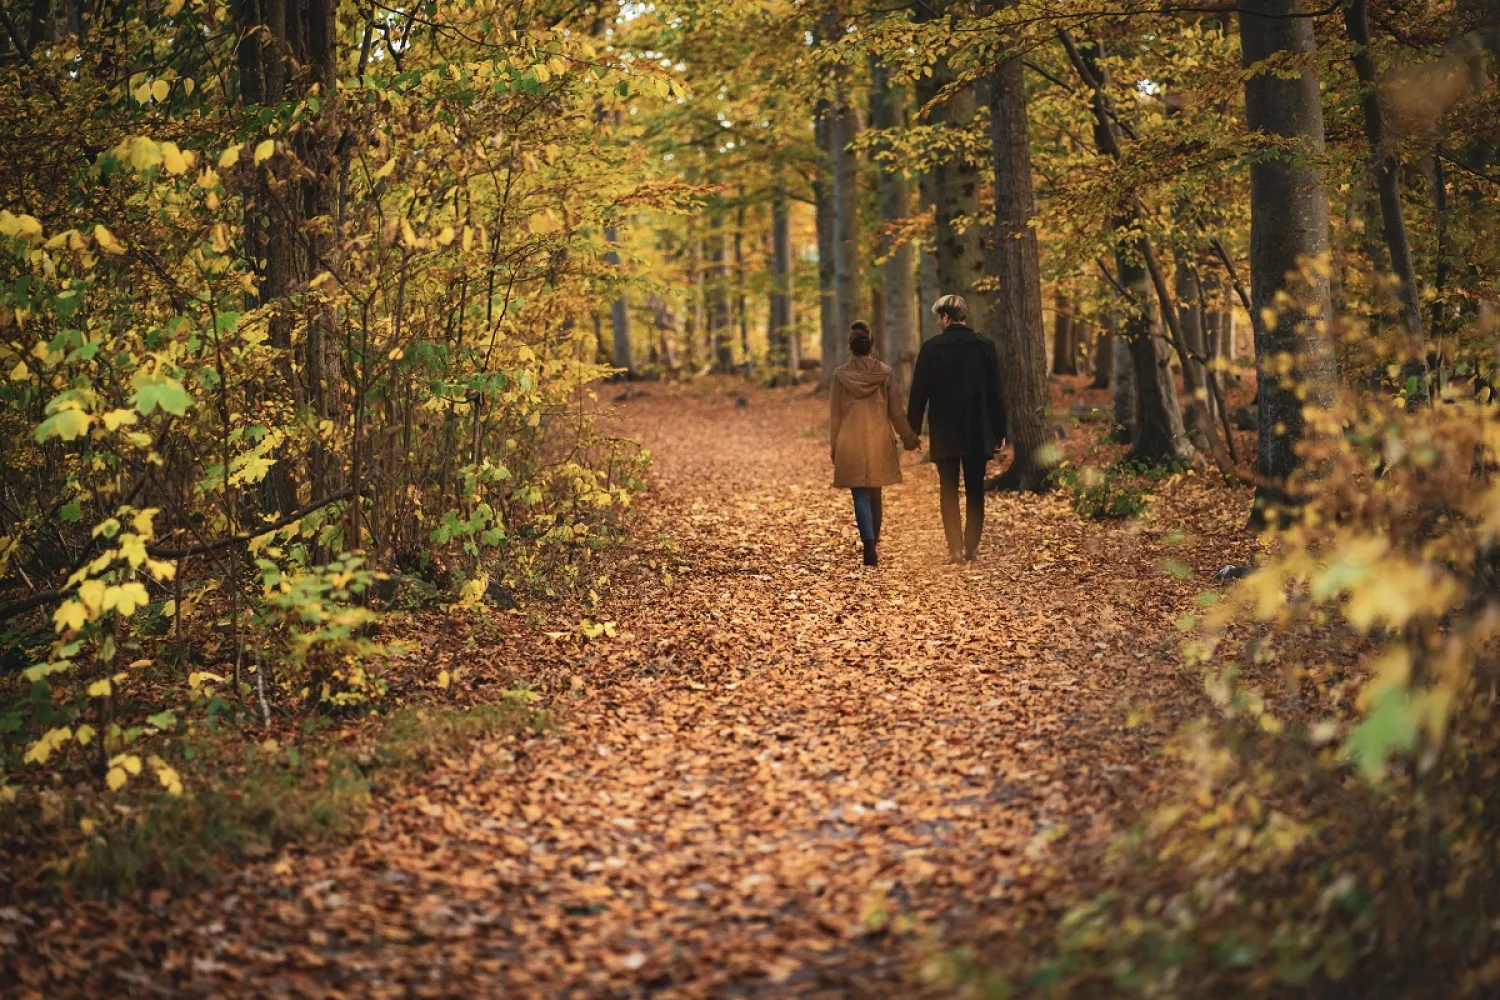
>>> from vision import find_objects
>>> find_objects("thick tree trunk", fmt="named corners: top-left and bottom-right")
top-left (1051, 293), bottom-right (1077, 375)
top-left (814, 106), bottom-right (839, 388)
top-left (870, 56), bottom-right (919, 396)
top-left (987, 54), bottom-right (1053, 492)
top-left (1241, 0), bottom-right (1338, 520)
top-left (831, 98), bottom-right (860, 370)
top-left (923, 60), bottom-right (989, 339)
top-left (770, 193), bottom-right (798, 382)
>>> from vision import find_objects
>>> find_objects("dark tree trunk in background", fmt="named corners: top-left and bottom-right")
top-left (918, 171), bottom-right (941, 341)
top-left (831, 98), bottom-right (860, 372)
top-left (1175, 257), bottom-right (1212, 427)
top-left (770, 192), bottom-right (798, 382)
top-left (814, 105), bottom-right (839, 388)
top-left (734, 203), bottom-right (749, 365)
top-left (870, 55), bottom-right (919, 395)
top-left (987, 53), bottom-right (1053, 492)
top-left (1241, 0), bottom-right (1338, 521)
top-left (1117, 237), bottom-right (1194, 466)
top-left (1091, 307), bottom-right (1115, 389)
top-left (604, 226), bottom-right (634, 377)
top-left (1345, 0), bottom-right (1425, 390)
top-left (923, 59), bottom-right (989, 339)
top-left (709, 216), bottom-right (733, 372)
top-left (1051, 293), bottom-right (1077, 375)
top-left (1111, 329), bottom-right (1135, 443)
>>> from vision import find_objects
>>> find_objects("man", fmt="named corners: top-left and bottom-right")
top-left (907, 294), bottom-right (1007, 563)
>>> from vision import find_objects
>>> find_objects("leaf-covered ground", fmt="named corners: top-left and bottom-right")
top-left (4, 379), bottom-right (1254, 998)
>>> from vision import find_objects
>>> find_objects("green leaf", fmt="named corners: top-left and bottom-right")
top-left (131, 374), bottom-right (192, 416)
top-left (1343, 687), bottom-right (1417, 778)
top-left (146, 710), bottom-right (177, 730)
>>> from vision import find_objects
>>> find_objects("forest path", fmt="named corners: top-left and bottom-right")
top-left (20, 380), bottom-right (1237, 998)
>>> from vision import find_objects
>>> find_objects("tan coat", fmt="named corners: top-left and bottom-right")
top-left (830, 355), bottom-right (919, 488)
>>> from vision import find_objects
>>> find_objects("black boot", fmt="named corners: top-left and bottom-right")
top-left (862, 540), bottom-right (878, 566)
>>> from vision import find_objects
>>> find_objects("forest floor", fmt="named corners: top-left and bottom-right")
top-left (5, 376), bottom-right (1258, 998)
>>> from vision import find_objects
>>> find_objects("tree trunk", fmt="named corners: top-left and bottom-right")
top-left (924, 59), bottom-right (989, 339)
top-left (770, 192), bottom-right (798, 382)
top-left (814, 105), bottom-right (839, 388)
top-left (1090, 309), bottom-right (1114, 389)
top-left (1345, 0), bottom-right (1425, 393)
top-left (870, 55), bottom-right (919, 396)
top-left (1111, 324), bottom-right (1135, 443)
top-left (987, 53), bottom-right (1053, 492)
top-left (1051, 293), bottom-right (1077, 375)
top-left (734, 203), bottom-right (749, 367)
top-left (690, 238), bottom-right (706, 370)
top-left (1241, 0), bottom-right (1338, 520)
top-left (831, 97), bottom-right (860, 370)
top-left (1175, 257), bottom-right (1212, 427)
top-left (1117, 239), bottom-right (1194, 466)
top-left (709, 216), bottom-right (733, 372)
top-left (604, 226), bottom-right (634, 376)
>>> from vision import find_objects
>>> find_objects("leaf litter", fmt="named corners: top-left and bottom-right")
top-left (3, 377), bottom-right (1255, 997)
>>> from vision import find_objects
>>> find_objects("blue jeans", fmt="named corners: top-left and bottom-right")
top-left (851, 488), bottom-right (883, 543)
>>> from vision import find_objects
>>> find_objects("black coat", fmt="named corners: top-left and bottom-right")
top-left (906, 323), bottom-right (1007, 461)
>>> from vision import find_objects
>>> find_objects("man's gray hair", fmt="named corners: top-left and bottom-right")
top-left (931, 294), bottom-right (968, 324)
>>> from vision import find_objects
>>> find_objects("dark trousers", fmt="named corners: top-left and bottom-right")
top-left (850, 488), bottom-right (883, 543)
top-left (935, 454), bottom-right (988, 556)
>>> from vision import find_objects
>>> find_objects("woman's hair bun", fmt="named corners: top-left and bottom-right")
top-left (849, 320), bottom-right (870, 335)
top-left (847, 320), bottom-right (874, 355)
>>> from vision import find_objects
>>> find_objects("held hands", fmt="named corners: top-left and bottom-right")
top-left (903, 434), bottom-right (920, 451)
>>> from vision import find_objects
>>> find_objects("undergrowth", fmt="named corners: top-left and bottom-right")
top-left (5, 697), bottom-right (545, 898)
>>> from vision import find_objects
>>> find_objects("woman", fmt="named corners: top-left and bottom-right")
top-left (830, 321), bottom-right (919, 567)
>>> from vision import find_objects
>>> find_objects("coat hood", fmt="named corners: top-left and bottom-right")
top-left (834, 356), bottom-right (891, 400)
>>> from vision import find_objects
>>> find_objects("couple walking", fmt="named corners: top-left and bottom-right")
top-left (829, 294), bottom-right (1007, 567)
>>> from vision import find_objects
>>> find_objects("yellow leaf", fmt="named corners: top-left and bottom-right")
top-left (106, 581), bottom-right (150, 616)
top-left (80, 817), bottom-right (98, 835)
top-left (373, 156), bottom-right (396, 179)
top-left (165, 0), bottom-right (186, 14)
top-left (253, 139), bottom-right (276, 165)
top-left (87, 678), bottom-right (112, 697)
top-left (111, 753), bottom-right (142, 776)
top-left (151, 756), bottom-right (183, 796)
top-left (53, 599), bottom-right (86, 632)
top-left (24, 726), bottom-right (73, 764)
top-left (218, 143), bottom-right (242, 167)
top-left (77, 578), bottom-right (107, 613)
top-left (437, 669), bottom-right (451, 690)
top-left (74, 724), bottom-right (97, 745)
top-left (188, 670), bottom-right (223, 689)
top-left (93, 224), bottom-right (126, 255)
top-left (102, 408), bottom-right (138, 431)
top-left (106, 766), bottom-right (128, 790)
top-left (161, 141), bottom-right (191, 175)
top-left (183, 76), bottom-right (195, 95)
top-left (151, 79), bottom-right (170, 102)
top-left (436, 225), bottom-right (455, 246)
top-left (400, 219), bottom-right (421, 247)
top-left (131, 508), bottom-right (158, 535)
top-left (9, 360), bottom-right (30, 381)
top-left (132, 82), bottom-right (152, 104)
